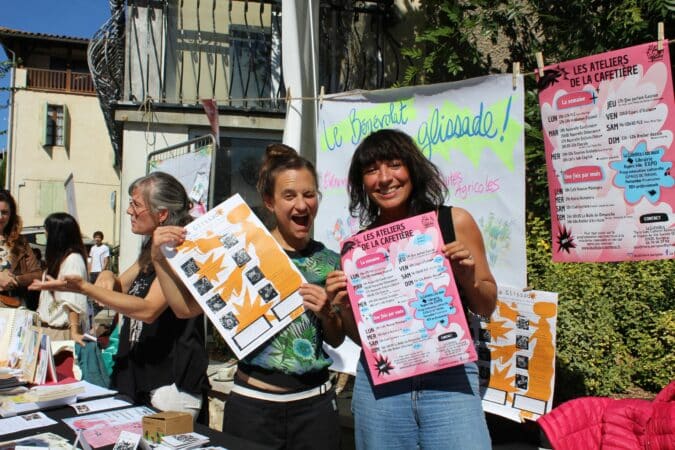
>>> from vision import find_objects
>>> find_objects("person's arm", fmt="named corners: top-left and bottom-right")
top-left (80, 277), bottom-right (169, 323)
top-left (326, 270), bottom-right (360, 345)
top-left (67, 308), bottom-right (85, 346)
top-left (299, 283), bottom-right (345, 347)
top-left (442, 207), bottom-right (497, 317)
top-left (102, 255), bottom-right (110, 271)
top-left (96, 262), bottom-right (139, 294)
top-left (13, 241), bottom-right (42, 287)
top-left (30, 261), bottom-right (169, 324)
top-left (151, 226), bottom-right (204, 319)
top-left (54, 253), bottom-right (89, 313)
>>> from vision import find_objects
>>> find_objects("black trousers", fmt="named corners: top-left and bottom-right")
top-left (223, 389), bottom-right (341, 450)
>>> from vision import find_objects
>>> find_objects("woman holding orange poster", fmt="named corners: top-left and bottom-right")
top-left (152, 144), bottom-right (345, 449)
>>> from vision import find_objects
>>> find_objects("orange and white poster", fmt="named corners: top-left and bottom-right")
top-left (162, 194), bottom-right (305, 359)
top-left (473, 286), bottom-right (558, 422)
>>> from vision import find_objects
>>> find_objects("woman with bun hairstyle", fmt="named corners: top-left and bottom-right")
top-left (326, 129), bottom-right (497, 450)
top-left (0, 189), bottom-right (41, 308)
top-left (152, 143), bottom-right (345, 449)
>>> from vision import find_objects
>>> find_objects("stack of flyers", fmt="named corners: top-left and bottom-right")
top-left (160, 432), bottom-right (209, 450)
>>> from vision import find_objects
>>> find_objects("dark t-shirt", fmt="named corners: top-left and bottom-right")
top-left (112, 268), bottom-right (209, 404)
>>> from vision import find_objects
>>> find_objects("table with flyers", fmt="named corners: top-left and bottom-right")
top-left (0, 401), bottom-right (272, 450)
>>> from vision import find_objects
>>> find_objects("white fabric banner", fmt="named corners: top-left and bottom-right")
top-left (315, 75), bottom-right (527, 288)
top-left (148, 144), bottom-right (213, 217)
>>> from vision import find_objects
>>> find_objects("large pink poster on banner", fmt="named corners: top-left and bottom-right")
top-left (538, 41), bottom-right (675, 262)
top-left (340, 212), bottom-right (476, 385)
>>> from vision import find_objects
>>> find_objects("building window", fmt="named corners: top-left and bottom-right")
top-left (187, 129), bottom-right (282, 224)
top-left (42, 103), bottom-right (69, 148)
top-left (229, 26), bottom-right (275, 108)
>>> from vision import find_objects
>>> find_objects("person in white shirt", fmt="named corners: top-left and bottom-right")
top-left (35, 213), bottom-right (89, 345)
top-left (88, 231), bottom-right (110, 318)
top-left (88, 231), bottom-right (110, 283)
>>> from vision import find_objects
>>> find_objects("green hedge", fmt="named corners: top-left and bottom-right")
top-left (528, 215), bottom-right (674, 400)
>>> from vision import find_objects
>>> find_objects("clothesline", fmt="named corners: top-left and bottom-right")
top-left (134, 38), bottom-right (674, 108)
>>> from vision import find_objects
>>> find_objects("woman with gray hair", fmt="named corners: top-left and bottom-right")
top-left (31, 172), bottom-right (209, 420)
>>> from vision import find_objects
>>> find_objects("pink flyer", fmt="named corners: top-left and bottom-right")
top-left (340, 211), bottom-right (476, 385)
top-left (538, 41), bottom-right (675, 262)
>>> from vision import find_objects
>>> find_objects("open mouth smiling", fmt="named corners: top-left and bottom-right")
top-left (292, 214), bottom-right (310, 227)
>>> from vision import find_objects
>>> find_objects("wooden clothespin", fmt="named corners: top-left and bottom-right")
top-left (319, 86), bottom-right (325, 109)
top-left (535, 52), bottom-right (545, 75)
top-left (285, 86), bottom-right (292, 105)
top-left (658, 22), bottom-right (664, 51)
top-left (512, 62), bottom-right (520, 90)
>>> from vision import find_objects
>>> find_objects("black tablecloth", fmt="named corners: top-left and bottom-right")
top-left (0, 404), bottom-right (271, 450)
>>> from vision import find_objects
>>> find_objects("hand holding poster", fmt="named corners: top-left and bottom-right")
top-left (162, 194), bottom-right (306, 359)
top-left (341, 211), bottom-right (476, 385)
top-left (538, 41), bottom-right (675, 261)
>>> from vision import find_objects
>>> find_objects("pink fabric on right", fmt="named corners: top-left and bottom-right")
top-left (538, 381), bottom-right (675, 450)
top-left (538, 397), bottom-right (612, 450)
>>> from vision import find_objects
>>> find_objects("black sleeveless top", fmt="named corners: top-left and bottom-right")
top-left (438, 205), bottom-right (456, 243)
top-left (437, 205), bottom-right (470, 314)
top-left (112, 268), bottom-right (209, 404)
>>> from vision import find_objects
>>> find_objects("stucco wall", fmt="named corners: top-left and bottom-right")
top-left (8, 79), bottom-right (121, 245)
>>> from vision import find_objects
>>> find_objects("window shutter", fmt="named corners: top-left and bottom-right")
top-left (63, 104), bottom-right (70, 150)
top-left (40, 103), bottom-right (48, 147)
top-left (39, 181), bottom-right (67, 217)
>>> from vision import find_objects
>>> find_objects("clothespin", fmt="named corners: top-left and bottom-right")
top-left (658, 22), bottom-right (664, 51)
top-left (535, 52), bottom-right (545, 75)
top-left (285, 86), bottom-right (292, 105)
top-left (522, 286), bottom-right (534, 292)
top-left (512, 62), bottom-right (520, 90)
top-left (319, 86), bottom-right (325, 109)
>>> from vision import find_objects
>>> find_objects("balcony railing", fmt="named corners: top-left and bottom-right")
top-left (26, 68), bottom-right (96, 95)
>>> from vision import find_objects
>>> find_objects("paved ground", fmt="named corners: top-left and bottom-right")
top-left (206, 361), bottom-right (551, 450)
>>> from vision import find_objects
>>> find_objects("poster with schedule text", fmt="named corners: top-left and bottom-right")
top-left (341, 211), bottom-right (476, 385)
top-left (538, 41), bottom-right (675, 262)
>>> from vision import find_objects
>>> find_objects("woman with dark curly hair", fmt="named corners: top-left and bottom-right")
top-left (327, 129), bottom-right (497, 450)
top-left (0, 190), bottom-right (41, 308)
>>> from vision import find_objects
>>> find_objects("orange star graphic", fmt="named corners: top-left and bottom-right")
top-left (196, 253), bottom-right (225, 283)
top-left (233, 291), bottom-right (274, 332)
top-left (485, 320), bottom-right (512, 341)
top-left (489, 364), bottom-right (517, 393)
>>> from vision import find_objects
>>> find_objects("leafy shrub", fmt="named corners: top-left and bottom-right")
top-left (528, 216), bottom-right (674, 399)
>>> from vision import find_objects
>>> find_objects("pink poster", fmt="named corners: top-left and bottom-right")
top-left (538, 41), bottom-right (675, 262)
top-left (340, 212), bottom-right (476, 385)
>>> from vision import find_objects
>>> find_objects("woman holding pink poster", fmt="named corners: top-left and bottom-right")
top-left (327, 129), bottom-right (497, 449)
